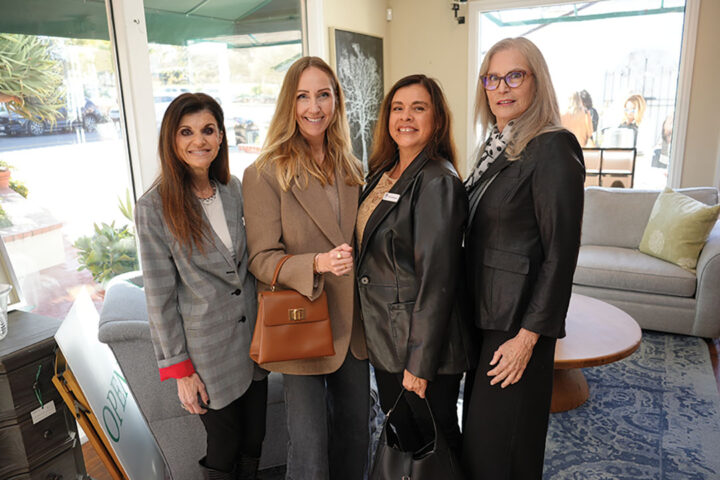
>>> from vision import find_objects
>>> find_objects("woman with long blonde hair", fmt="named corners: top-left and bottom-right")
top-left (242, 56), bottom-right (369, 479)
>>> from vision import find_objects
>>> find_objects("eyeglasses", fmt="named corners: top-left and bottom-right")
top-left (481, 70), bottom-right (531, 91)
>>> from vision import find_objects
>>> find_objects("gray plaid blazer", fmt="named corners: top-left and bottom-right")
top-left (135, 175), bottom-right (258, 410)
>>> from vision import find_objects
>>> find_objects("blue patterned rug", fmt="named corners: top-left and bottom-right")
top-left (544, 331), bottom-right (720, 479)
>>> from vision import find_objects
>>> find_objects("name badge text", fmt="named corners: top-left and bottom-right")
top-left (382, 192), bottom-right (400, 203)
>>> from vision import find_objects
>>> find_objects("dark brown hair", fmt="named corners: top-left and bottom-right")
top-left (368, 74), bottom-right (458, 177)
top-left (155, 92), bottom-right (229, 254)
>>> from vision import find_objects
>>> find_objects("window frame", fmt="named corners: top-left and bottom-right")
top-left (466, 0), bottom-right (701, 188)
top-left (105, 0), bottom-right (310, 194)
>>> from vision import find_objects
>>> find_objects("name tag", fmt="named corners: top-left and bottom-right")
top-left (382, 192), bottom-right (400, 203)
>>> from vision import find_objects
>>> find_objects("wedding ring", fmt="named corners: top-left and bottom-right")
top-left (337, 252), bottom-right (342, 259)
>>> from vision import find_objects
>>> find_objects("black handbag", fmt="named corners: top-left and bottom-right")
top-left (370, 389), bottom-right (465, 480)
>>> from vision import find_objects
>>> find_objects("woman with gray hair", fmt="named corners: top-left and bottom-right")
top-left (462, 37), bottom-right (585, 479)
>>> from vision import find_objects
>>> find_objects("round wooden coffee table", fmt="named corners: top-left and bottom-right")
top-left (551, 294), bottom-right (642, 412)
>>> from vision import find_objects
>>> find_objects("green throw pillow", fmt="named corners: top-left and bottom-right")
top-left (639, 188), bottom-right (720, 271)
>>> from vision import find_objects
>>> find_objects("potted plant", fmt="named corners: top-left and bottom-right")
top-left (0, 160), bottom-right (11, 190)
top-left (74, 191), bottom-right (139, 287)
top-left (9, 180), bottom-right (28, 198)
top-left (0, 204), bottom-right (11, 228)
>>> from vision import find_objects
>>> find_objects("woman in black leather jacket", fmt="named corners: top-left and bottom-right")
top-left (355, 74), bottom-right (475, 455)
top-left (461, 38), bottom-right (585, 479)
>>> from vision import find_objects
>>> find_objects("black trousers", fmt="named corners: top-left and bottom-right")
top-left (199, 377), bottom-right (268, 473)
top-left (462, 329), bottom-right (556, 480)
top-left (375, 369), bottom-right (463, 454)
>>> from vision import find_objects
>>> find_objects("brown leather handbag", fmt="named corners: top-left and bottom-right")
top-left (249, 254), bottom-right (335, 364)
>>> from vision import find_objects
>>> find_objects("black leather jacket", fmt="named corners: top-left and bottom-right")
top-left (355, 150), bottom-right (477, 380)
top-left (465, 130), bottom-right (585, 338)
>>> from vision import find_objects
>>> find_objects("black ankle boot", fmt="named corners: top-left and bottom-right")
top-left (199, 457), bottom-right (235, 480)
top-left (236, 454), bottom-right (260, 480)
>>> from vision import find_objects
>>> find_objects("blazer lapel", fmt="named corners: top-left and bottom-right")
top-left (337, 168), bottom-right (359, 246)
top-left (291, 175), bottom-right (346, 246)
top-left (219, 181), bottom-right (242, 262)
top-left (467, 153), bottom-right (511, 228)
top-left (198, 181), bottom-right (237, 268)
top-left (357, 150), bottom-right (431, 266)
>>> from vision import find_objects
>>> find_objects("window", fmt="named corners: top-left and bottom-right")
top-left (0, 0), bottom-right (305, 319)
top-left (142, 0), bottom-right (303, 177)
top-left (0, 25), bottom-right (135, 318)
top-left (469, 0), bottom-right (694, 189)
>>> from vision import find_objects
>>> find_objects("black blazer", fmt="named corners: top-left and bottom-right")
top-left (356, 150), bottom-right (476, 380)
top-left (465, 130), bottom-right (585, 338)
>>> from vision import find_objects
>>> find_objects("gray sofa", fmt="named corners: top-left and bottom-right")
top-left (97, 273), bottom-right (287, 480)
top-left (572, 186), bottom-right (720, 338)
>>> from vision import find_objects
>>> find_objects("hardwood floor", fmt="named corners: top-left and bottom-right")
top-left (82, 441), bottom-right (113, 480)
top-left (83, 339), bottom-right (720, 479)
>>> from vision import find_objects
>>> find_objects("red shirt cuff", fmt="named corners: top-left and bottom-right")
top-left (158, 359), bottom-right (195, 381)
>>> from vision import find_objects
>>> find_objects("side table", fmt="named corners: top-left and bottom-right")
top-left (0, 310), bottom-right (88, 479)
top-left (552, 294), bottom-right (642, 412)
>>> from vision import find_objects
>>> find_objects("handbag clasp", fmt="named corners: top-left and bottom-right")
top-left (288, 308), bottom-right (306, 321)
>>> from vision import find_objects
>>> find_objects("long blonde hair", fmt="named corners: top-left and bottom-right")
top-left (475, 37), bottom-right (562, 160)
top-left (255, 56), bottom-right (363, 191)
top-left (622, 94), bottom-right (646, 125)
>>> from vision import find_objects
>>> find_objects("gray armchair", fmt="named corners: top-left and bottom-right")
top-left (97, 273), bottom-right (287, 480)
top-left (572, 187), bottom-right (720, 338)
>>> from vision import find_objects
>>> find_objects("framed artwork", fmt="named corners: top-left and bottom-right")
top-left (330, 28), bottom-right (384, 171)
top-left (0, 237), bottom-right (24, 311)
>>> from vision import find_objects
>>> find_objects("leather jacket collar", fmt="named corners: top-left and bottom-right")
top-left (357, 148), bottom-right (432, 265)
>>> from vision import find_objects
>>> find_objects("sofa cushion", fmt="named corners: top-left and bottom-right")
top-left (582, 187), bottom-right (719, 248)
top-left (639, 188), bottom-right (720, 271)
top-left (574, 245), bottom-right (697, 297)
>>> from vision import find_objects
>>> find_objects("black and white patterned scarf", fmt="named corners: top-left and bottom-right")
top-left (464, 121), bottom-right (514, 191)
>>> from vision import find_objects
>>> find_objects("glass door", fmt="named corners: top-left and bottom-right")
top-left (474, 0), bottom-right (687, 189)
top-left (142, 0), bottom-right (304, 177)
top-left (0, 0), bottom-right (136, 317)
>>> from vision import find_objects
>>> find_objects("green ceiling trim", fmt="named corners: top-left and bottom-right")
top-left (484, 6), bottom-right (685, 28)
top-left (0, 0), bottom-right (300, 46)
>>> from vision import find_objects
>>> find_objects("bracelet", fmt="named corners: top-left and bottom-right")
top-left (313, 254), bottom-right (321, 274)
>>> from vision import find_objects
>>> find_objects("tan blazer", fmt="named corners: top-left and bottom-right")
top-left (242, 163), bottom-right (367, 375)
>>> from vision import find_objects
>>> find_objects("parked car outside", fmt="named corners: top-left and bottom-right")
top-left (0, 104), bottom-right (45, 136)
top-left (0, 99), bottom-right (106, 136)
top-left (233, 117), bottom-right (260, 145)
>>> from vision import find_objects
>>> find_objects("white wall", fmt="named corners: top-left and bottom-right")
top-left (380, 0), bottom-right (719, 187)
top-left (387, 0), bottom-right (470, 172)
top-left (321, 0), bottom-right (390, 91)
top-left (681, 0), bottom-right (720, 188)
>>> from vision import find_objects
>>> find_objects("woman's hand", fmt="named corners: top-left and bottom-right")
top-left (487, 328), bottom-right (540, 388)
top-left (177, 373), bottom-right (209, 415)
top-left (315, 243), bottom-right (353, 277)
top-left (403, 369), bottom-right (428, 399)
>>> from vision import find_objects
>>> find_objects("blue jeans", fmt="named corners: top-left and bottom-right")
top-left (283, 352), bottom-right (370, 480)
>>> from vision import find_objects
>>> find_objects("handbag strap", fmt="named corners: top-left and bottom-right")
top-left (270, 255), bottom-right (292, 291)
top-left (384, 388), bottom-right (438, 440)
